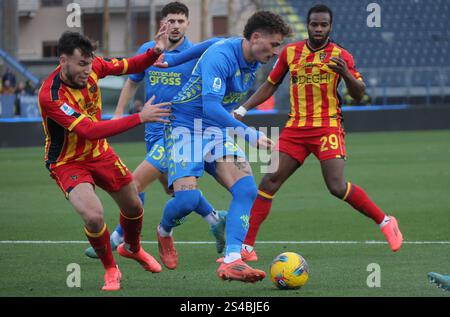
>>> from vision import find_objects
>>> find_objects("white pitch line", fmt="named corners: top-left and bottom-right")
top-left (0, 240), bottom-right (450, 245)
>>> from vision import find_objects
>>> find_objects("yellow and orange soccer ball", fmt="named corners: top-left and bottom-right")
top-left (269, 252), bottom-right (309, 290)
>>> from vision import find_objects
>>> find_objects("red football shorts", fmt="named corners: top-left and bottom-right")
top-left (276, 126), bottom-right (347, 164)
top-left (49, 149), bottom-right (133, 198)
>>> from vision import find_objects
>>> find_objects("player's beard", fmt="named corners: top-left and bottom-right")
top-left (308, 30), bottom-right (331, 48)
top-left (63, 67), bottom-right (87, 89)
top-left (169, 35), bottom-right (183, 44)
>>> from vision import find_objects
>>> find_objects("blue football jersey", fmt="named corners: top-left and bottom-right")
top-left (129, 37), bottom-right (196, 143)
top-left (170, 37), bottom-right (261, 131)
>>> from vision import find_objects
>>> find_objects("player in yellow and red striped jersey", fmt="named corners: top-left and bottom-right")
top-left (38, 30), bottom-right (172, 291)
top-left (231, 4), bottom-right (403, 262)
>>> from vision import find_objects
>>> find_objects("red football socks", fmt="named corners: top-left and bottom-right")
top-left (343, 182), bottom-right (386, 224)
top-left (243, 190), bottom-right (274, 247)
top-left (85, 224), bottom-right (116, 269)
top-left (120, 209), bottom-right (143, 253)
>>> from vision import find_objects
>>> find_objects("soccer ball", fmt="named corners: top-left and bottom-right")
top-left (269, 252), bottom-right (309, 290)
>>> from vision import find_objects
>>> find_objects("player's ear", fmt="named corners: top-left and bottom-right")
top-left (250, 31), bottom-right (262, 43)
top-left (59, 54), bottom-right (67, 66)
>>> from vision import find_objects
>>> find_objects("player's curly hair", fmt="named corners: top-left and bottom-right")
top-left (161, 1), bottom-right (189, 18)
top-left (243, 11), bottom-right (292, 40)
top-left (307, 4), bottom-right (333, 25)
top-left (57, 31), bottom-right (96, 57)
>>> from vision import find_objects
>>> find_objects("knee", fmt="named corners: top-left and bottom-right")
top-left (85, 209), bottom-right (104, 232)
top-left (123, 196), bottom-right (144, 217)
top-left (231, 177), bottom-right (258, 202)
top-left (174, 189), bottom-right (202, 211)
top-left (259, 173), bottom-right (282, 195)
top-left (327, 181), bottom-right (347, 198)
top-left (134, 178), bottom-right (144, 193)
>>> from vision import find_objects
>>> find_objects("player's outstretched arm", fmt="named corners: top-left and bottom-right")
top-left (72, 98), bottom-right (171, 140)
top-left (234, 44), bottom-right (288, 120)
top-left (154, 37), bottom-right (224, 68)
top-left (234, 80), bottom-right (279, 120)
top-left (96, 23), bottom-right (168, 78)
top-left (203, 94), bottom-right (273, 148)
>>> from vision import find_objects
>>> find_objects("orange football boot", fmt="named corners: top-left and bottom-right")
top-left (217, 259), bottom-right (266, 283)
top-left (102, 265), bottom-right (122, 291)
top-left (117, 244), bottom-right (162, 273)
top-left (381, 216), bottom-right (403, 252)
top-left (156, 226), bottom-right (178, 270)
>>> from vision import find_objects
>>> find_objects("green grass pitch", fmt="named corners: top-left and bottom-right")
top-left (0, 130), bottom-right (449, 297)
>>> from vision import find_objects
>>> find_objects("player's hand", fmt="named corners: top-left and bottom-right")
top-left (139, 95), bottom-right (171, 123)
top-left (154, 53), bottom-right (169, 68)
top-left (154, 22), bottom-right (168, 55)
top-left (257, 133), bottom-right (275, 150)
top-left (233, 106), bottom-right (247, 122)
top-left (328, 56), bottom-right (350, 77)
top-left (233, 113), bottom-right (244, 121)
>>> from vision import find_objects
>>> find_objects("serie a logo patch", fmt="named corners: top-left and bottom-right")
top-left (60, 103), bottom-right (75, 116)
top-left (212, 77), bottom-right (222, 92)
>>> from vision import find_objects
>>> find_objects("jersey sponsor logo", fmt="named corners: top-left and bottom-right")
top-left (223, 91), bottom-right (247, 104)
top-left (148, 70), bottom-right (182, 86)
top-left (212, 77), bottom-right (222, 92)
top-left (60, 103), bottom-right (75, 116)
top-left (292, 72), bottom-right (331, 84)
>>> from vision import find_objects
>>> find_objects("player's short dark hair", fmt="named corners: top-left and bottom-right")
top-left (161, 1), bottom-right (189, 18)
top-left (57, 31), bottom-right (96, 57)
top-left (307, 4), bottom-right (333, 25)
top-left (243, 11), bottom-right (292, 40)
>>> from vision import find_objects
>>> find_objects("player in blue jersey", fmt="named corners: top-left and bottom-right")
top-left (156, 11), bottom-right (291, 282)
top-left (84, 2), bottom-right (227, 259)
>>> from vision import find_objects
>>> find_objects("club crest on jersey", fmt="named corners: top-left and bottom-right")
top-left (60, 103), bottom-right (75, 116)
top-left (319, 52), bottom-right (327, 62)
top-left (89, 84), bottom-right (97, 93)
top-left (212, 77), bottom-right (222, 92)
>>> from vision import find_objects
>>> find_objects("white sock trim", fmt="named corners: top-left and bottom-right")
top-left (224, 252), bottom-right (241, 264)
top-left (204, 211), bottom-right (220, 226)
top-left (242, 244), bottom-right (254, 253)
top-left (158, 225), bottom-right (173, 237)
top-left (379, 215), bottom-right (391, 228)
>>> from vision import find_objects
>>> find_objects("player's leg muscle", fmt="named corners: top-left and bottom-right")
top-left (215, 156), bottom-right (253, 189)
top-left (68, 183), bottom-right (104, 232)
top-left (108, 181), bottom-right (142, 218)
top-left (259, 151), bottom-right (301, 195)
top-left (132, 160), bottom-right (163, 193)
top-left (320, 158), bottom-right (347, 198)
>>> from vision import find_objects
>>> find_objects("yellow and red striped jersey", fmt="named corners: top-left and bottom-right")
top-left (38, 57), bottom-right (132, 169)
top-left (268, 40), bottom-right (363, 128)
